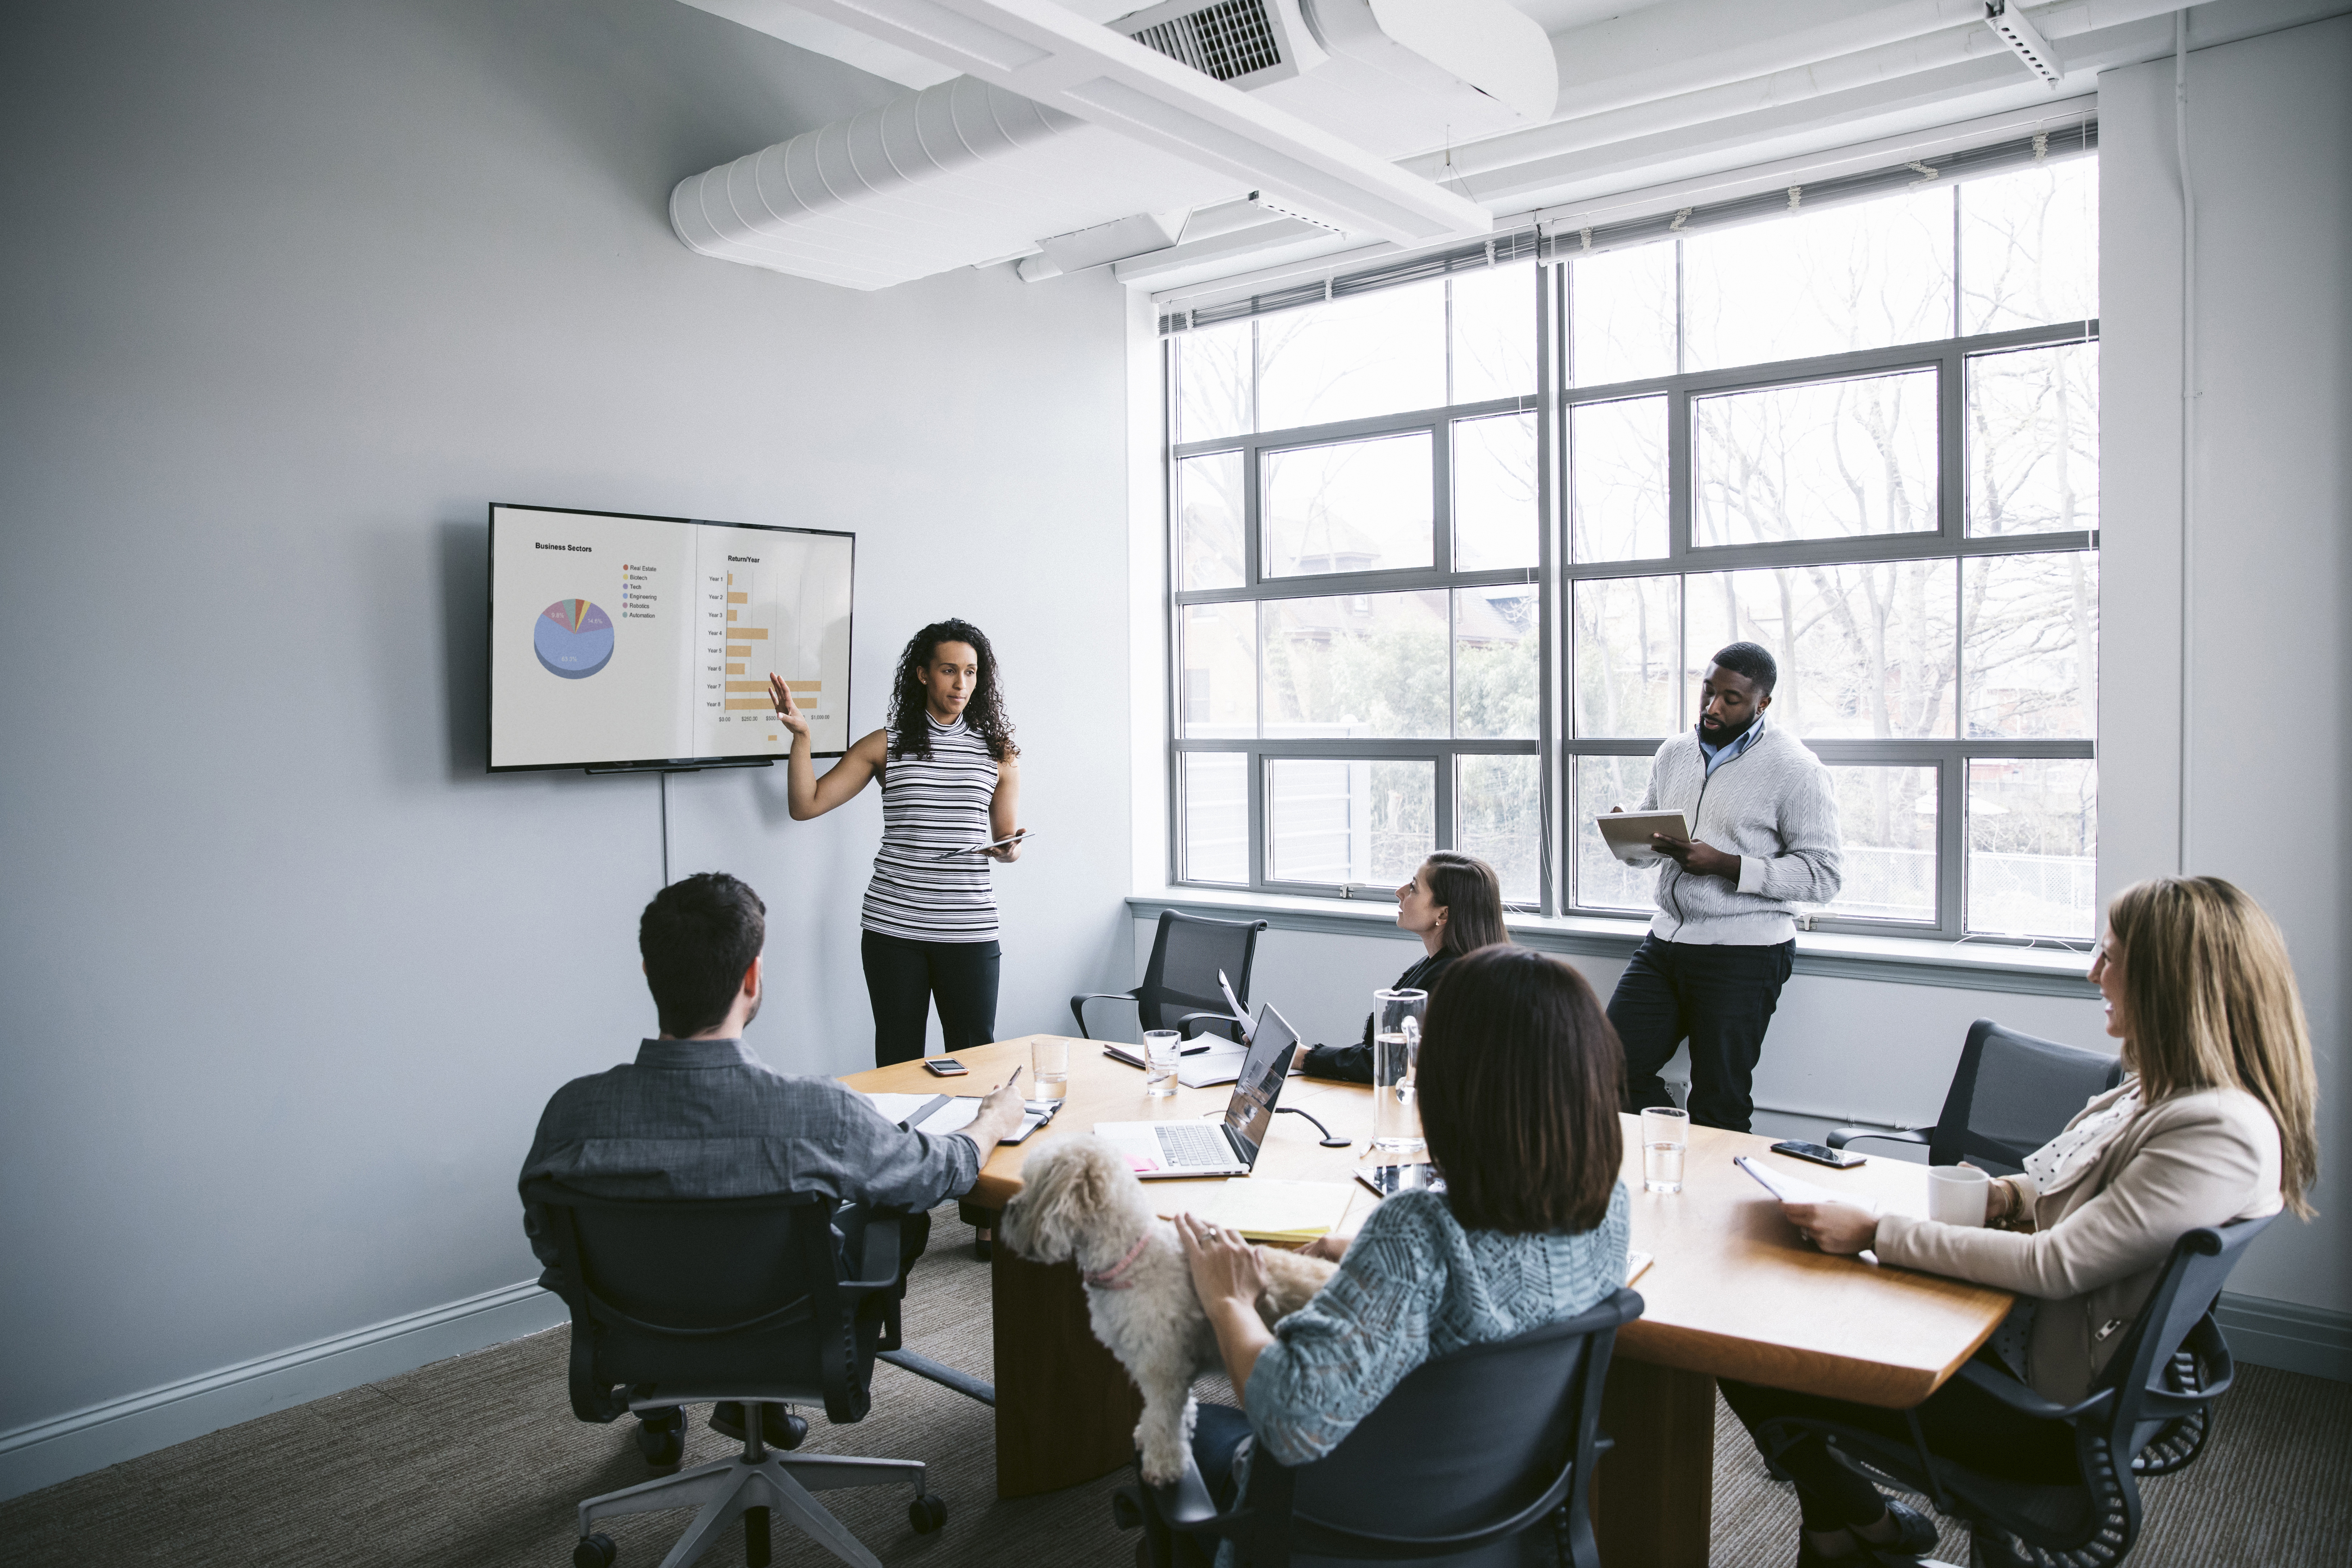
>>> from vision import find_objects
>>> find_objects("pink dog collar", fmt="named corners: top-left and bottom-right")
top-left (1083, 1232), bottom-right (1151, 1290)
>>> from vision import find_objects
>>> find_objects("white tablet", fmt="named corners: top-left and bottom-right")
top-left (1595, 810), bottom-right (1692, 866)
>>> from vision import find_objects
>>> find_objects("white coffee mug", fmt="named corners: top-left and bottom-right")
top-left (1927, 1164), bottom-right (1991, 1227)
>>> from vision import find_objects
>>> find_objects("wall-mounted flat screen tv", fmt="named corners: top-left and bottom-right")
top-left (487, 503), bottom-right (853, 772)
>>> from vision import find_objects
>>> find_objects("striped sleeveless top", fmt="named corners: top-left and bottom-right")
top-left (860, 713), bottom-right (1001, 943)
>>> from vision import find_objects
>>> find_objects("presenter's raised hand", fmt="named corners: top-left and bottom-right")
top-left (766, 673), bottom-right (811, 740)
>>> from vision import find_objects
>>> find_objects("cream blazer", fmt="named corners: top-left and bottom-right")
top-left (1875, 1083), bottom-right (2283, 1406)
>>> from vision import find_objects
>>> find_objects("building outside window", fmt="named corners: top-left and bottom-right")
top-left (1166, 142), bottom-right (2099, 943)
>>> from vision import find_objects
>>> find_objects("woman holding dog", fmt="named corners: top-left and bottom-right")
top-left (1180, 945), bottom-right (1630, 1500)
top-left (1293, 851), bottom-right (1512, 1083)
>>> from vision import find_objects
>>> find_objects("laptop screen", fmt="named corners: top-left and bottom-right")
top-left (1223, 1004), bottom-right (1298, 1165)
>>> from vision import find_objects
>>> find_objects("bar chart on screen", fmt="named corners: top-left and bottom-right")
top-left (692, 527), bottom-right (851, 758)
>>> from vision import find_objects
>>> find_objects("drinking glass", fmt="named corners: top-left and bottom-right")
top-left (1642, 1106), bottom-right (1690, 1194)
top-left (1143, 1030), bottom-right (1182, 1100)
top-left (1033, 1037), bottom-right (1070, 1101)
top-left (1372, 988), bottom-right (1428, 1154)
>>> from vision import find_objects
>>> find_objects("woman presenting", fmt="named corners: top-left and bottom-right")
top-left (769, 618), bottom-right (1025, 1068)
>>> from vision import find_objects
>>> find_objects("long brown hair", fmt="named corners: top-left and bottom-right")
top-left (2106, 876), bottom-right (2319, 1218)
top-left (1417, 947), bottom-right (1624, 1233)
top-left (1421, 852), bottom-right (1509, 957)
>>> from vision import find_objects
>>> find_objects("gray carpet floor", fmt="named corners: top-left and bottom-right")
top-left (6, 1203), bottom-right (2347, 1567)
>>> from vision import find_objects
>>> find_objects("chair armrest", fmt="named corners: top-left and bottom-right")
top-left (1175, 1010), bottom-right (1245, 1043)
top-left (1952, 1356), bottom-right (2115, 1424)
top-left (1149, 1452), bottom-right (1223, 1530)
top-left (1827, 1126), bottom-right (1929, 1151)
top-left (840, 1214), bottom-right (903, 1294)
top-left (1070, 992), bottom-right (1137, 1040)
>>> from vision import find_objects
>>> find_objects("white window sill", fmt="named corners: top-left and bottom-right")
top-left (1124, 890), bottom-right (2099, 998)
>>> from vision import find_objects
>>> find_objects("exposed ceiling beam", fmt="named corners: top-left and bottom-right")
top-left (764, 0), bottom-right (1493, 245)
top-left (677, 0), bottom-right (957, 87)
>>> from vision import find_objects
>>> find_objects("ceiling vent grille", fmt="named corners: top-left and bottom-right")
top-left (1128, 0), bottom-right (1283, 84)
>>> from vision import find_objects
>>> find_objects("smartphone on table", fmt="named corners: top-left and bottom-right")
top-left (1770, 1139), bottom-right (1866, 1169)
top-left (922, 1057), bottom-right (969, 1078)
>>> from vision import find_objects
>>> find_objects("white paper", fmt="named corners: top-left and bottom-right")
top-left (1735, 1155), bottom-right (1878, 1214)
top-left (861, 1092), bottom-right (981, 1136)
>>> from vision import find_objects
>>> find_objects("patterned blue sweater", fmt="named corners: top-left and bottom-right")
top-left (1242, 1182), bottom-right (1632, 1467)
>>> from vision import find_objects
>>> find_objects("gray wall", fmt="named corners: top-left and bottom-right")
top-left (0, 0), bottom-right (1133, 1469)
top-left (2097, 13), bottom-right (2351, 1314)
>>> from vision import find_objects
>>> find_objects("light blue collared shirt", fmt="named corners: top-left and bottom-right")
top-left (1698, 713), bottom-right (1768, 776)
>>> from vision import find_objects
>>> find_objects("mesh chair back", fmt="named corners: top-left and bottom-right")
top-left (1934, 1020), bottom-right (2126, 1172)
top-left (2097, 1214), bottom-right (2275, 1455)
top-left (1137, 911), bottom-right (1264, 1035)
top-left (1285, 1292), bottom-right (1638, 1558)
top-left (522, 1181), bottom-right (864, 1418)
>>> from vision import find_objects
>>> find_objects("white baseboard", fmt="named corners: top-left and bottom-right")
top-left (0, 1279), bottom-right (568, 1504)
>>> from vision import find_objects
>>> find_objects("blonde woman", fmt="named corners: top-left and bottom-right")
top-left (1721, 875), bottom-right (2320, 1567)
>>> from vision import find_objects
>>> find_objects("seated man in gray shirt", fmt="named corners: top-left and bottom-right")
top-left (520, 870), bottom-right (1024, 1446)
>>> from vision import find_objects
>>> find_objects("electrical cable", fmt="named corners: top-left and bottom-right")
top-left (2175, 13), bottom-right (2198, 875)
top-left (660, 770), bottom-right (672, 887)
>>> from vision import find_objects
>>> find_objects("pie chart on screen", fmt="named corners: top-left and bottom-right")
top-left (534, 599), bottom-right (614, 679)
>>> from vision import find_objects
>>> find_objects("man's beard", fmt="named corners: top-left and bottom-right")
top-left (1698, 713), bottom-right (1754, 745)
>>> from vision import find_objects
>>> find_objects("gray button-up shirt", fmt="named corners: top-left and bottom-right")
top-left (518, 1038), bottom-right (982, 1272)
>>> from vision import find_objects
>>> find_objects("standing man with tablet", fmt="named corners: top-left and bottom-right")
top-left (1603, 643), bottom-right (1841, 1132)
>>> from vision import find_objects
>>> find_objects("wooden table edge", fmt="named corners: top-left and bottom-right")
top-left (1617, 1312), bottom-right (2009, 1409)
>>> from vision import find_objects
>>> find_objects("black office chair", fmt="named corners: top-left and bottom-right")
top-left (1756, 1215), bottom-right (2275, 1568)
top-left (1829, 1019), bottom-right (2127, 1175)
top-left (1072, 908), bottom-right (1269, 1045)
top-left (1111, 1288), bottom-right (1643, 1568)
top-left (522, 1180), bottom-right (948, 1568)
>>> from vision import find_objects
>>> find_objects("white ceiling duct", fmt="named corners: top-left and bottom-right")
top-left (670, 76), bottom-right (1233, 290)
top-left (670, 0), bottom-right (1546, 289)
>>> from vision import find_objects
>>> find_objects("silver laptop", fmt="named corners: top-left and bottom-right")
top-left (1093, 1005), bottom-right (1299, 1179)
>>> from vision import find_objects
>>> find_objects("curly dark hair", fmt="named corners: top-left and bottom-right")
top-left (888, 618), bottom-right (1018, 762)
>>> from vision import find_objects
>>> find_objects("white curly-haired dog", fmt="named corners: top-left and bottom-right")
top-left (999, 1135), bottom-right (1337, 1483)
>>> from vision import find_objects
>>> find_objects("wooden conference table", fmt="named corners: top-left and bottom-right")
top-left (844, 1035), bottom-right (2012, 1568)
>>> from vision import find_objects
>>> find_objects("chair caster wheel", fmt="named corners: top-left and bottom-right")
top-left (574, 1532), bottom-right (617, 1568)
top-left (908, 1493), bottom-right (948, 1533)
top-left (777, 1411), bottom-right (808, 1451)
top-left (636, 1419), bottom-right (684, 1467)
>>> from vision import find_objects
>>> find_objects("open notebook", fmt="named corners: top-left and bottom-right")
top-left (1159, 1179), bottom-right (1356, 1243)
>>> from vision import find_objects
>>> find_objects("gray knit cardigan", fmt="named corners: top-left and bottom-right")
top-left (1637, 721), bottom-right (1843, 945)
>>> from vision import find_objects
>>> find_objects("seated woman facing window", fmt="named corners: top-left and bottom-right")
top-left (1179, 945), bottom-right (1630, 1503)
top-left (1723, 875), bottom-right (2321, 1567)
top-left (1292, 851), bottom-right (1512, 1083)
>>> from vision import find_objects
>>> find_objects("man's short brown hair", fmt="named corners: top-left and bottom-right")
top-left (1418, 946), bottom-right (1625, 1234)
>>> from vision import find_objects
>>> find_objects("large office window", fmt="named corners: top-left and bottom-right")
top-left (1167, 151), bottom-right (2099, 941)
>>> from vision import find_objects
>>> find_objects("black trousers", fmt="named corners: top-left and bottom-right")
top-left (1605, 934), bottom-right (1795, 1132)
top-left (1719, 1361), bottom-right (2079, 1532)
top-left (861, 931), bottom-right (1001, 1068)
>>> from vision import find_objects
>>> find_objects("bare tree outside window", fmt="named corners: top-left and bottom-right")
top-left (1167, 146), bottom-right (2098, 938)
